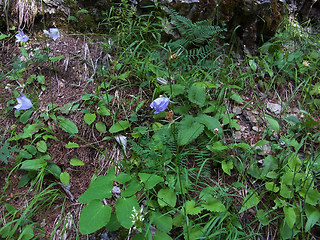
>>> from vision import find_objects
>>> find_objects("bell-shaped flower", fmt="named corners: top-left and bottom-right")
top-left (15, 29), bottom-right (29, 43)
top-left (150, 97), bottom-right (169, 114)
top-left (14, 92), bottom-right (33, 111)
top-left (44, 28), bottom-right (60, 41)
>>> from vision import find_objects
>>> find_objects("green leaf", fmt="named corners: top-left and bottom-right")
top-left (177, 115), bottom-right (204, 146)
top-left (139, 173), bottom-right (164, 190)
top-left (153, 212), bottom-right (172, 233)
top-left (265, 115), bottom-right (280, 133)
top-left (49, 56), bottom-right (64, 62)
top-left (65, 142), bottom-right (79, 148)
top-left (256, 209), bottom-right (269, 226)
top-left (196, 114), bottom-right (222, 134)
top-left (153, 231), bottom-right (173, 240)
top-left (249, 59), bottom-right (257, 72)
top-left (157, 188), bottom-right (176, 208)
top-left (261, 155), bottom-right (278, 178)
top-left (305, 205), bottom-right (320, 232)
top-left (78, 167), bottom-right (115, 203)
top-left (77, 9), bottom-right (89, 14)
top-left (202, 197), bottom-right (226, 212)
top-left (185, 200), bottom-right (202, 215)
top-left (109, 121), bottom-right (131, 133)
top-left (37, 75), bottom-right (45, 84)
top-left (95, 121), bottom-right (106, 133)
top-left (160, 84), bottom-right (185, 97)
top-left (116, 196), bottom-right (139, 229)
top-left (188, 84), bottom-right (206, 107)
top-left (19, 109), bottom-right (33, 124)
top-left (57, 116), bottom-right (79, 135)
top-left (221, 160), bottom-right (233, 175)
top-left (84, 113), bottom-right (96, 125)
top-left (79, 200), bottom-right (111, 234)
top-left (121, 179), bottom-right (142, 197)
top-left (36, 140), bottom-right (47, 153)
top-left (60, 172), bottom-right (70, 185)
top-left (20, 224), bottom-right (34, 240)
top-left (284, 206), bottom-right (296, 229)
top-left (265, 182), bottom-right (279, 192)
top-left (97, 106), bottom-right (110, 116)
top-left (70, 158), bottom-right (85, 166)
top-left (20, 159), bottom-right (47, 171)
top-left (46, 163), bottom-right (61, 179)
top-left (240, 191), bottom-right (260, 213)
top-left (230, 93), bottom-right (244, 103)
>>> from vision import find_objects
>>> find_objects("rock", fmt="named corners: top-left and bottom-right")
top-left (252, 126), bottom-right (259, 132)
top-left (267, 102), bottom-right (283, 114)
top-left (233, 106), bottom-right (242, 115)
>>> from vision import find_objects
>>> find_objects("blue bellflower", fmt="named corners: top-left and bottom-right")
top-left (14, 92), bottom-right (33, 111)
top-left (44, 28), bottom-right (60, 41)
top-left (150, 97), bottom-right (169, 114)
top-left (15, 29), bottom-right (29, 43)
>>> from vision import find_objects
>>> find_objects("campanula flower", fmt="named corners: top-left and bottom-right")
top-left (14, 92), bottom-right (33, 111)
top-left (15, 29), bottom-right (29, 43)
top-left (44, 28), bottom-right (60, 41)
top-left (150, 97), bottom-right (169, 114)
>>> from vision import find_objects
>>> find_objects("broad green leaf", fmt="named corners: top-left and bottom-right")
top-left (19, 109), bottom-right (33, 124)
top-left (207, 142), bottom-right (228, 152)
top-left (196, 114), bottom-right (222, 134)
top-left (158, 188), bottom-right (176, 208)
top-left (153, 212), bottom-right (172, 233)
top-left (57, 116), bottom-right (78, 135)
top-left (70, 158), bottom-right (85, 166)
top-left (240, 191), bottom-right (260, 213)
top-left (19, 224), bottom-right (34, 240)
top-left (202, 197), bottom-right (226, 212)
top-left (79, 200), bottom-right (111, 234)
top-left (116, 196), bottom-right (139, 229)
top-left (305, 205), bottom-right (320, 232)
top-left (230, 93), bottom-right (244, 103)
top-left (37, 75), bottom-right (45, 84)
top-left (288, 153), bottom-right (302, 171)
top-left (177, 115), bottom-right (204, 146)
top-left (221, 160), bottom-right (233, 175)
top-left (121, 179), bottom-right (142, 197)
top-left (256, 209), bottom-right (269, 226)
top-left (65, 142), bottom-right (79, 148)
top-left (97, 106), bottom-right (110, 116)
top-left (261, 155), bottom-right (278, 178)
top-left (84, 113), bottom-right (96, 125)
top-left (49, 56), bottom-right (64, 62)
top-left (95, 121), bottom-right (106, 133)
top-left (60, 172), bottom-right (70, 185)
top-left (185, 200), bottom-right (202, 215)
top-left (284, 206), bottom-right (296, 229)
top-left (78, 167), bottom-right (115, 203)
top-left (109, 121), bottom-right (131, 133)
top-left (249, 59), bottom-right (257, 72)
top-left (265, 182), bottom-right (279, 192)
top-left (160, 84), bottom-right (185, 97)
top-left (265, 115), bottom-right (280, 133)
top-left (153, 231), bottom-right (172, 240)
top-left (46, 163), bottom-right (61, 179)
top-left (20, 159), bottom-right (47, 170)
top-left (139, 173), bottom-right (164, 190)
top-left (24, 145), bottom-right (37, 155)
top-left (188, 84), bottom-right (206, 107)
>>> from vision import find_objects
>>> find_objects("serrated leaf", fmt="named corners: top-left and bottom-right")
top-left (158, 188), bottom-right (176, 208)
top-left (84, 113), bottom-right (96, 125)
top-left (57, 116), bottom-right (79, 135)
top-left (139, 173), bottom-right (164, 190)
top-left (188, 84), bottom-right (206, 107)
top-left (95, 121), bottom-right (106, 133)
top-left (79, 200), bottom-right (111, 234)
top-left (70, 158), bottom-right (84, 166)
top-left (65, 142), bottom-right (79, 148)
top-left (221, 160), bottom-right (233, 175)
top-left (109, 121), bottom-right (131, 133)
top-left (177, 115), bottom-right (204, 146)
top-left (116, 196), bottom-right (139, 229)
top-left (185, 200), bottom-right (202, 215)
top-left (202, 197), bottom-right (226, 212)
top-left (60, 172), bottom-right (70, 185)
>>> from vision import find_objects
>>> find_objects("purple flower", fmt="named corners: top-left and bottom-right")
top-left (44, 28), bottom-right (60, 41)
top-left (150, 97), bottom-right (169, 114)
top-left (14, 92), bottom-right (33, 111)
top-left (15, 29), bottom-right (29, 43)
